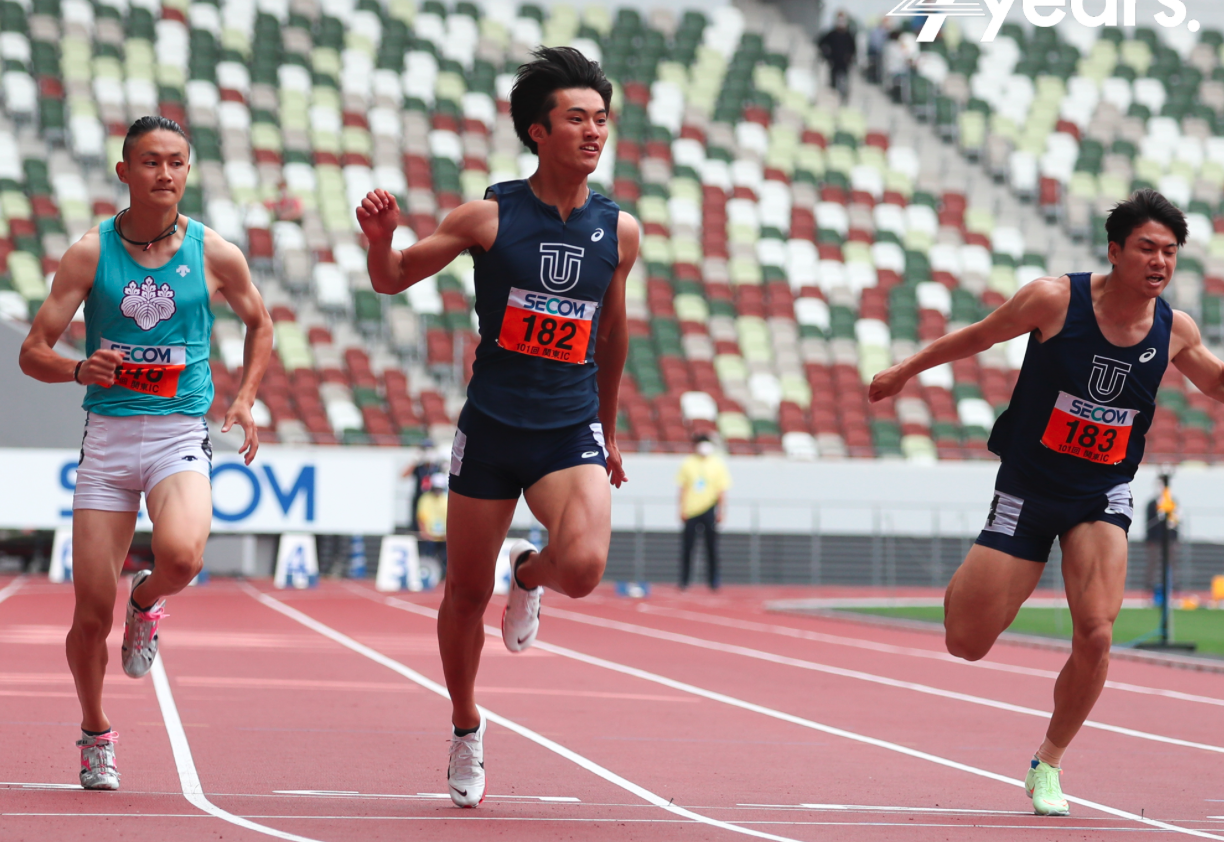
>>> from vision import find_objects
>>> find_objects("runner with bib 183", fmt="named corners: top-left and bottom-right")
top-left (18, 116), bottom-right (273, 791)
top-left (357, 47), bottom-right (639, 808)
top-left (870, 189), bottom-right (1224, 817)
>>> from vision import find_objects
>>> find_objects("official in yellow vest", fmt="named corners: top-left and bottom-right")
top-left (676, 434), bottom-right (732, 589)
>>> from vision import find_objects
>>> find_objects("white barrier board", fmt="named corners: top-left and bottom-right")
top-left (376, 535), bottom-right (421, 592)
top-left (274, 533), bottom-right (319, 589)
top-left (48, 526), bottom-right (72, 583)
top-left (0, 447), bottom-right (396, 534)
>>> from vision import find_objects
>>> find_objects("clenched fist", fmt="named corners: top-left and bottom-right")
top-left (79, 348), bottom-right (124, 387)
top-left (356, 189), bottom-right (401, 243)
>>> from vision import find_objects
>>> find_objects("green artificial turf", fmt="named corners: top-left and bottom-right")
top-left (848, 606), bottom-right (1224, 656)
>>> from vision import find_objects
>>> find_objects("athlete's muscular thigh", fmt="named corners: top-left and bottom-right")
top-left (444, 491), bottom-right (518, 612)
top-left (524, 464), bottom-right (611, 594)
top-left (147, 472), bottom-right (212, 571)
top-left (944, 543), bottom-right (1045, 661)
top-left (71, 510), bottom-right (139, 623)
top-left (1058, 521), bottom-right (1128, 644)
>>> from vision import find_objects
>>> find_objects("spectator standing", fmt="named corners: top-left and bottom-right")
top-left (676, 434), bottom-right (732, 590)
top-left (819, 10), bottom-right (857, 104)
top-left (402, 440), bottom-right (444, 529)
top-left (1144, 481), bottom-right (1179, 602)
top-left (417, 472), bottom-right (449, 577)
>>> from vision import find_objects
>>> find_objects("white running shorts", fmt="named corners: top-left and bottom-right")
top-left (73, 412), bottom-right (213, 512)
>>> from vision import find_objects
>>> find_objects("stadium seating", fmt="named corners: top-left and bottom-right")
top-left (0, 0), bottom-right (1218, 462)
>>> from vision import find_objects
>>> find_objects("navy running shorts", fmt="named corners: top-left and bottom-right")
top-left (974, 467), bottom-right (1134, 563)
top-left (448, 403), bottom-right (608, 500)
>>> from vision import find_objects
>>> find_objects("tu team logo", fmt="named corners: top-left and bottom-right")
top-left (539, 243), bottom-right (585, 293)
top-left (1087, 355), bottom-right (1131, 404)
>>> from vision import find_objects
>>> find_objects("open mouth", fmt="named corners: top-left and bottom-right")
top-left (579, 144), bottom-right (600, 154)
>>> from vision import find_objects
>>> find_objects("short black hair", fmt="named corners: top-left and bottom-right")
top-left (122, 115), bottom-right (189, 161)
top-left (510, 46), bottom-right (612, 156)
top-left (693, 432), bottom-right (710, 445)
top-left (1106, 189), bottom-right (1188, 249)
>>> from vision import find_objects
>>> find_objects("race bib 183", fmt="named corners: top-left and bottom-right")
top-left (1040, 391), bottom-right (1138, 465)
top-left (101, 337), bottom-right (187, 398)
top-left (497, 287), bottom-right (595, 364)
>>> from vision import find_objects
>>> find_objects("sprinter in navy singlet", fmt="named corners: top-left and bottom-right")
top-left (358, 48), bottom-right (639, 807)
top-left (869, 190), bottom-right (1224, 816)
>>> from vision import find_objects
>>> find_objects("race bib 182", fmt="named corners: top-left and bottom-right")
top-left (101, 337), bottom-right (187, 397)
top-left (497, 287), bottom-right (595, 364)
top-left (1040, 391), bottom-right (1137, 465)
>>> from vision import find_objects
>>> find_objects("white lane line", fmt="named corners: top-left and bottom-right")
top-left (273, 789), bottom-right (580, 802)
top-left (245, 586), bottom-right (806, 842)
top-left (362, 590), bottom-right (1224, 842)
top-left (541, 606), bottom-right (1224, 756)
top-left (149, 655), bottom-right (326, 842)
top-left (0, 576), bottom-right (26, 605)
top-left (8, 813), bottom-right (1168, 829)
top-left (635, 604), bottom-right (1224, 708)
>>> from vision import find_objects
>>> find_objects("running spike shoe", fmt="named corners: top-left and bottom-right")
top-left (77, 730), bottom-right (119, 790)
top-left (121, 569), bottom-right (166, 678)
top-left (1026, 759), bottom-right (1070, 816)
top-left (448, 715), bottom-right (486, 808)
top-left (501, 539), bottom-right (542, 653)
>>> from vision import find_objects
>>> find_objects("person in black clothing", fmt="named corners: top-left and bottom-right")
top-left (1143, 484), bottom-right (1179, 596)
top-left (819, 11), bottom-right (857, 104)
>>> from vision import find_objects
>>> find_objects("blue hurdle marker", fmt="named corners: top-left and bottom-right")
top-left (615, 582), bottom-right (651, 598)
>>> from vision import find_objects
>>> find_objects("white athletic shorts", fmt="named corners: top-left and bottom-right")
top-left (73, 412), bottom-right (213, 512)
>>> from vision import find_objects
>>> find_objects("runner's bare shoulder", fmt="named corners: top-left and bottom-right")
top-left (445, 197), bottom-right (499, 254)
top-left (54, 225), bottom-right (103, 287)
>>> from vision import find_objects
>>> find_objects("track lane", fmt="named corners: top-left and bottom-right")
top-left (357, 586), bottom-right (1224, 840)
top-left (0, 578), bottom-right (273, 841)
top-left (568, 590), bottom-right (1224, 744)
top-left (294, 581), bottom-right (1203, 840)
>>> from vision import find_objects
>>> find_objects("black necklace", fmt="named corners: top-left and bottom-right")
top-left (115, 208), bottom-right (179, 252)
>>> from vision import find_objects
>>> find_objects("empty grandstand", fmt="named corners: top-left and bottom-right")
top-left (0, 0), bottom-right (1222, 465)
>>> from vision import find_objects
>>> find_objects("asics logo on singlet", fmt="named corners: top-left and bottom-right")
top-left (120, 277), bottom-right (176, 330)
top-left (1140, 348), bottom-right (1157, 363)
top-left (591, 228), bottom-right (605, 242)
top-left (1087, 355), bottom-right (1131, 404)
top-left (538, 243), bottom-right (585, 293)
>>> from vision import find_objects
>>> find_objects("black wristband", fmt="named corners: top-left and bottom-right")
top-left (73, 360), bottom-right (84, 384)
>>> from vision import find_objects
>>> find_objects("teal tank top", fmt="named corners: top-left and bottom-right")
top-left (83, 216), bottom-right (214, 417)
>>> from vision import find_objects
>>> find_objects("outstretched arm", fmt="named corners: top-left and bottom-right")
top-left (594, 212), bottom-right (639, 489)
top-left (19, 229), bottom-right (124, 386)
top-left (869, 276), bottom-right (1070, 402)
top-left (1170, 310), bottom-right (1224, 401)
top-left (357, 189), bottom-right (499, 295)
top-left (207, 229), bottom-right (273, 464)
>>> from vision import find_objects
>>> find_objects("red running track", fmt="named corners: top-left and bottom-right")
top-left (1, 574), bottom-right (1223, 841)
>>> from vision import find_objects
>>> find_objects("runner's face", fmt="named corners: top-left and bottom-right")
top-left (117, 130), bottom-right (191, 209)
top-left (533, 88), bottom-right (609, 174)
top-left (1109, 220), bottom-right (1178, 298)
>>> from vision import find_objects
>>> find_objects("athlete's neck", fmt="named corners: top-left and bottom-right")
top-left (119, 203), bottom-right (181, 243)
top-left (526, 169), bottom-right (589, 223)
top-left (1096, 270), bottom-right (1158, 323)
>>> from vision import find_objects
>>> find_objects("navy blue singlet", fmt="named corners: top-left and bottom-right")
top-left (467, 180), bottom-right (621, 429)
top-left (989, 272), bottom-right (1172, 496)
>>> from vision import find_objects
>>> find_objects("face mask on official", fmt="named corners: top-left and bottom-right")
top-left (696, 441), bottom-right (715, 457)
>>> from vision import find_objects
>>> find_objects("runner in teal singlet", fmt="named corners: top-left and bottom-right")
top-left (19, 117), bottom-right (273, 790)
